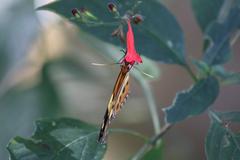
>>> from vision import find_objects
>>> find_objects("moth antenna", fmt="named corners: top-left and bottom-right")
top-left (120, 49), bottom-right (126, 54)
top-left (134, 67), bottom-right (154, 78)
top-left (91, 62), bottom-right (120, 66)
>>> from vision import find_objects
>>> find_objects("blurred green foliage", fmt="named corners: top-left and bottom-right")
top-left (7, 118), bottom-right (106, 160)
top-left (1, 0), bottom-right (240, 160)
top-left (0, 0), bottom-right (41, 159)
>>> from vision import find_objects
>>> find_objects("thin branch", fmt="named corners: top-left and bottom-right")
top-left (183, 64), bottom-right (198, 82)
top-left (231, 30), bottom-right (240, 46)
top-left (110, 128), bottom-right (148, 141)
top-left (131, 124), bottom-right (173, 160)
top-left (209, 110), bottom-right (223, 124)
top-left (137, 77), bottom-right (161, 135)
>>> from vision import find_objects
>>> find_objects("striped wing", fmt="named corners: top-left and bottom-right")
top-left (98, 64), bottom-right (130, 143)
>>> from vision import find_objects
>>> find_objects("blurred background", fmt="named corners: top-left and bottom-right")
top-left (0, 0), bottom-right (239, 159)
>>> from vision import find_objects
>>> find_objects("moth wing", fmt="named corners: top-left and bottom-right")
top-left (98, 65), bottom-right (130, 143)
top-left (112, 73), bottom-right (129, 117)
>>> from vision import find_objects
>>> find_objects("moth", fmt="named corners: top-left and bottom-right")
top-left (98, 20), bottom-right (142, 143)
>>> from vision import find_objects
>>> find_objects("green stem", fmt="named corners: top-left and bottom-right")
top-left (138, 78), bottom-right (161, 135)
top-left (131, 124), bottom-right (173, 160)
top-left (110, 128), bottom-right (148, 141)
top-left (209, 110), bottom-right (222, 123)
top-left (230, 30), bottom-right (240, 46)
top-left (184, 64), bottom-right (198, 82)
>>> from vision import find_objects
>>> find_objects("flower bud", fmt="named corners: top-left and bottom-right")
top-left (107, 2), bottom-right (117, 12)
top-left (132, 14), bottom-right (144, 24)
top-left (72, 8), bottom-right (80, 17)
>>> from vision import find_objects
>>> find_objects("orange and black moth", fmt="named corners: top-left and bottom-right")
top-left (98, 20), bottom-right (142, 143)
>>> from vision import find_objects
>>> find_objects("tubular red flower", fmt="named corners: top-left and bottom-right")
top-left (123, 20), bottom-right (142, 65)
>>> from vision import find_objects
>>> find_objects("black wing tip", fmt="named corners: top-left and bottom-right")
top-left (98, 132), bottom-right (107, 144)
top-left (98, 137), bottom-right (107, 144)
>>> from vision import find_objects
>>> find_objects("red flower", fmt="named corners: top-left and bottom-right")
top-left (123, 20), bottom-right (142, 65)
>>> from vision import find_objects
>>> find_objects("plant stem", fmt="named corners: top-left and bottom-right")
top-left (231, 30), bottom-right (240, 46)
top-left (110, 128), bottom-right (148, 141)
top-left (138, 78), bottom-right (161, 135)
top-left (184, 64), bottom-right (198, 82)
top-left (209, 110), bottom-right (222, 123)
top-left (131, 124), bottom-right (173, 160)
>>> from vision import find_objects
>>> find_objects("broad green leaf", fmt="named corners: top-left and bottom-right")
top-left (164, 76), bottom-right (219, 123)
top-left (7, 118), bottom-right (106, 160)
top-left (205, 112), bottom-right (240, 160)
top-left (203, 8), bottom-right (240, 65)
top-left (191, 0), bottom-right (224, 31)
top-left (216, 111), bottom-right (240, 123)
top-left (38, 0), bottom-right (186, 65)
top-left (203, 29), bottom-right (231, 66)
top-left (203, 4), bottom-right (240, 66)
top-left (192, 0), bottom-right (240, 66)
top-left (212, 66), bottom-right (240, 85)
top-left (142, 143), bottom-right (163, 160)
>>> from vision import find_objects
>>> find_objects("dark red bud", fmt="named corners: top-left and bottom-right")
top-left (72, 8), bottom-right (79, 16)
top-left (132, 14), bottom-right (144, 24)
top-left (107, 2), bottom-right (117, 12)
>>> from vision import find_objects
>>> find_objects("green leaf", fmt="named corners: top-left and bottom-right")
top-left (191, 0), bottom-right (224, 31)
top-left (216, 111), bottom-right (240, 123)
top-left (203, 28), bottom-right (231, 66)
top-left (205, 112), bottom-right (240, 160)
top-left (212, 66), bottom-right (240, 85)
top-left (7, 118), bottom-right (106, 160)
top-left (202, 4), bottom-right (240, 66)
top-left (192, 0), bottom-right (240, 66)
top-left (38, 0), bottom-right (186, 65)
top-left (163, 76), bottom-right (219, 123)
top-left (142, 143), bottom-right (163, 160)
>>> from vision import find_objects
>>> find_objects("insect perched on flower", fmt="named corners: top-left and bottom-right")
top-left (98, 20), bottom-right (143, 143)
